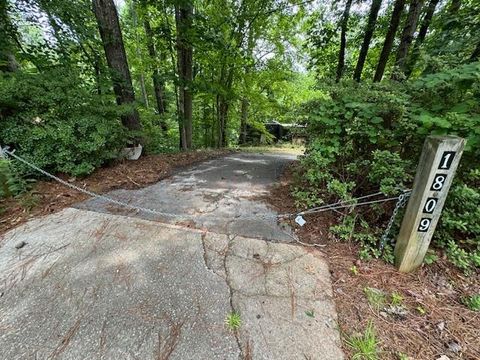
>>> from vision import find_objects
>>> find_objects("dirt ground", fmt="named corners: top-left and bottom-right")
top-left (0, 149), bottom-right (231, 238)
top-left (267, 163), bottom-right (480, 360)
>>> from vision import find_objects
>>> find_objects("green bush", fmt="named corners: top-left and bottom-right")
top-left (0, 67), bottom-right (128, 176)
top-left (436, 170), bottom-right (480, 272)
top-left (139, 108), bottom-right (179, 154)
top-left (0, 159), bottom-right (27, 198)
top-left (294, 63), bottom-right (480, 271)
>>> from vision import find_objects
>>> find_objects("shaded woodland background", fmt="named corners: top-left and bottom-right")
top-left (0, 0), bottom-right (479, 271)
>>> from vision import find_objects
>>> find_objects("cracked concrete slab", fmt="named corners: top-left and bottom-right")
top-left (75, 153), bottom-right (297, 242)
top-left (0, 152), bottom-right (344, 359)
top-left (0, 208), bottom-right (240, 360)
top-left (204, 234), bottom-right (344, 359)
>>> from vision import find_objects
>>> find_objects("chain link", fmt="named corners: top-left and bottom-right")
top-left (2, 148), bottom-right (182, 219)
top-left (379, 190), bottom-right (411, 253)
top-left (2, 147), bottom-right (412, 230)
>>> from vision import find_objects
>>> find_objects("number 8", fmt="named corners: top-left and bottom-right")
top-left (431, 175), bottom-right (446, 191)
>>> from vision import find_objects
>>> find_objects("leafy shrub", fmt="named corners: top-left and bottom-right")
top-left (294, 63), bottom-right (480, 271)
top-left (139, 108), bottom-right (179, 154)
top-left (0, 159), bottom-right (29, 198)
top-left (0, 67), bottom-right (128, 176)
top-left (436, 171), bottom-right (480, 272)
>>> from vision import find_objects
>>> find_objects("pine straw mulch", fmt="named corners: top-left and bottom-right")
top-left (0, 149), bottom-right (232, 238)
top-left (266, 163), bottom-right (480, 360)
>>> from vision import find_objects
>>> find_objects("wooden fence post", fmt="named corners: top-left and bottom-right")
top-left (394, 135), bottom-right (465, 272)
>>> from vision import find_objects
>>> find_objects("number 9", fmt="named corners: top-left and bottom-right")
top-left (418, 218), bottom-right (431, 232)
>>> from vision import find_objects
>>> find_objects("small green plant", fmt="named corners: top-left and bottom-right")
top-left (416, 306), bottom-right (426, 315)
top-left (462, 294), bottom-right (480, 311)
top-left (390, 292), bottom-right (404, 307)
top-left (423, 251), bottom-right (439, 265)
top-left (225, 311), bottom-right (242, 331)
top-left (345, 321), bottom-right (380, 360)
top-left (305, 310), bottom-right (315, 318)
top-left (350, 265), bottom-right (359, 275)
top-left (363, 287), bottom-right (386, 311)
top-left (397, 352), bottom-right (409, 360)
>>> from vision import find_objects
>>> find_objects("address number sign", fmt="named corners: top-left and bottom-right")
top-left (417, 151), bottom-right (456, 233)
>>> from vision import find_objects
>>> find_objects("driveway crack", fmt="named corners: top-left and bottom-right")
top-left (223, 234), bottom-right (247, 359)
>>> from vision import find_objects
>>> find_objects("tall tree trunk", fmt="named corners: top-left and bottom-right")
top-left (353, 0), bottom-right (382, 82)
top-left (175, 0), bottom-right (193, 150)
top-left (216, 65), bottom-right (234, 148)
top-left (404, 0), bottom-right (439, 78)
top-left (130, 1), bottom-right (149, 108)
top-left (391, 0), bottom-right (424, 80)
top-left (336, 0), bottom-right (353, 82)
top-left (0, 0), bottom-right (19, 72)
top-left (239, 97), bottom-right (249, 145)
top-left (143, 16), bottom-right (167, 131)
top-left (92, 0), bottom-right (141, 132)
top-left (238, 26), bottom-right (255, 145)
top-left (373, 0), bottom-right (406, 82)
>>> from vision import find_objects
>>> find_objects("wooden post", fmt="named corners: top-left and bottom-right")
top-left (394, 135), bottom-right (465, 272)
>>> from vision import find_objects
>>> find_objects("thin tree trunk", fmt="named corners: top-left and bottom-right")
top-left (160, 6), bottom-right (180, 134)
top-left (216, 64), bottom-right (234, 148)
top-left (92, 0), bottom-right (141, 132)
top-left (373, 0), bottom-right (406, 82)
top-left (79, 43), bottom-right (103, 95)
top-left (405, 0), bottom-right (440, 77)
top-left (130, 1), bottom-right (149, 108)
top-left (143, 16), bottom-right (167, 131)
top-left (391, 0), bottom-right (425, 80)
top-left (175, 0), bottom-right (193, 150)
top-left (353, 0), bottom-right (382, 82)
top-left (0, 0), bottom-right (19, 72)
top-left (239, 97), bottom-right (249, 145)
top-left (336, 0), bottom-right (353, 82)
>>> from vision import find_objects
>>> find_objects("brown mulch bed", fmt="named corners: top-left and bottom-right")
top-left (0, 149), bottom-right (232, 237)
top-left (267, 163), bottom-right (480, 360)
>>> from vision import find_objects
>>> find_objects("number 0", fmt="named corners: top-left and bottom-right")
top-left (423, 198), bottom-right (437, 214)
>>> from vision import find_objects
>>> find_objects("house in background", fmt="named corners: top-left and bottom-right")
top-left (244, 120), bottom-right (306, 145)
top-left (246, 121), bottom-right (306, 144)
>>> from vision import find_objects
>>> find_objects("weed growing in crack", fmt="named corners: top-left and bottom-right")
top-left (305, 310), bottom-right (315, 318)
top-left (345, 321), bottom-right (380, 360)
top-left (225, 311), bottom-right (241, 331)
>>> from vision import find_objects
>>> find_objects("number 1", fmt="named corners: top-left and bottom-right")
top-left (438, 151), bottom-right (456, 170)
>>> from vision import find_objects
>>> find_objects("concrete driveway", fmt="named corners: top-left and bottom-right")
top-left (0, 152), bottom-right (343, 360)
